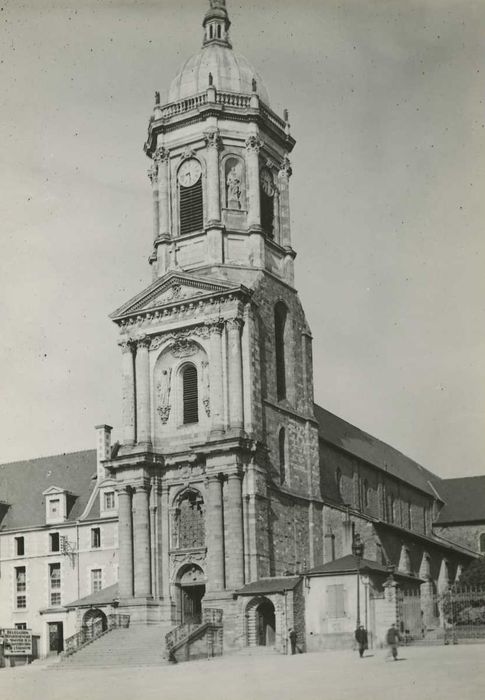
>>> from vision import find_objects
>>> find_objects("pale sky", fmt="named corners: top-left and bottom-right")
top-left (1, 0), bottom-right (484, 478)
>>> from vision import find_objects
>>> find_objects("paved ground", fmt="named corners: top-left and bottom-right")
top-left (1, 645), bottom-right (484, 700)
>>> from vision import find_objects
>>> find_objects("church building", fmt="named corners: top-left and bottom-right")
top-left (1, 0), bottom-right (482, 662)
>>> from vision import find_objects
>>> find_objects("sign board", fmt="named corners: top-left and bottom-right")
top-left (0, 628), bottom-right (32, 655)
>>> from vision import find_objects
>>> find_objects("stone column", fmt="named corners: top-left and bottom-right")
top-left (117, 486), bottom-right (134, 598)
top-left (160, 485), bottom-right (170, 600)
top-left (226, 318), bottom-right (244, 431)
top-left (132, 482), bottom-right (151, 598)
top-left (225, 473), bottom-right (245, 590)
top-left (204, 129), bottom-right (221, 224)
top-left (154, 147), bottom-right (170, 238)
top-left (208, 321), bottom-right (225, 436)
top-left (119, 340), bottom-right (136, 446)
top-left (148, 162), bottom-right (160, 241)
top-left (135, 337), bottom-right (151, 446)
top-left (245, 134), bottom-right (262, 229)
top-left (278, 156), bottom-right (292, 247)
top-left (206, 475), bottom-right (225, 592)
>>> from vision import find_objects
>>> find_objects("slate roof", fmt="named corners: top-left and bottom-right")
top-left (314, 404), bottom-right (444, 498)
top-left (65, 583), bottom-right (119, 609)
top-left (434, 476), bottom-right (485, 524)
top-left (307, 554), bottom-right (420, 581)
top-left (235, 576), bottom-right (301, 596)
top-left (0, 450), bottom-right (97, 530)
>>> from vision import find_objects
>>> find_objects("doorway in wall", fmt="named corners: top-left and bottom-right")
top-left (257, 599), bottom-right (276, 646)
top-left (177, 564), bottom-right (206, 624)
top-left (47, 621), bottom-right (64, 654)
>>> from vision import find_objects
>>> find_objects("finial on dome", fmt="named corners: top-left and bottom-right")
top-left (203, 0), bottom-right (232, 48)
top-left (209, 72), bottom-right (213, 86)
top-left (252, 78), bottom-right (257, 93)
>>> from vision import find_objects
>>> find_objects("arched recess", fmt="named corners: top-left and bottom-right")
top-left (82, 608), bottom-right (108, 634)
top-left (278, 427), bottom-right (287, 484)
top-left (177, 157), bottom-right (204, 236)
top-left (222, 154), bottom-right (246, 210)
top-left (260, 167), bottom-right (276, 236)
top-left (152, 339), bottom-right (210, 443)
top-left (176, 563), bottom-right (206, 625)
top-left (245, 596), bottom-right (276, 647)
top-left (171, 488), bottom-right (205, 550)
top-left (480, 532), bottom-right (485, 554)
top-left (274, 301), bottom-right (288, 401)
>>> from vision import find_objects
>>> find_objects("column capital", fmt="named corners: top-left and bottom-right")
top-left (279, 155), bottom-right (292, 179)
top-left (116, 484), bottom-right (133, 496)
top-left (147, 163), bottom-right (158, 183)
top-left (132, 479), bottom-right (151, 493)
top-left (226, 317), bottom-right (244, 333)
top-left (207, 319), bottom-right (225, 336)
top-left (118, 338), bottom-right (135, 353)
top-left (135, 335), bottom-right (151, 350)
top-left (204, 128), bottom-right (223, 150)
top-left (153, 146), bottom-right (170, 163)
top-left (245, 134), bottom-right (263, 153)
top-left (226, 471), bottom-right (243, 482)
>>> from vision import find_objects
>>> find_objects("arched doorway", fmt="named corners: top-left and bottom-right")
top-left (256, 599), bottom-right (276, 647)
top-left (82, 608), bottom-right (108, 635)
top-left (177, 565), bottom-right (206, 624)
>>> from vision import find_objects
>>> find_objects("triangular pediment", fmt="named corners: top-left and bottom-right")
top-left (111, 271), bottom-right (248, 320)
top-left (42, 485), bottom-right (69, 496)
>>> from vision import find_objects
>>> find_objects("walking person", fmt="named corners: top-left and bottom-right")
top-left (354, 625), bottom-right (368, 658)
top-left (386, 623), bottom-right (401, 660)
top-left (288, 628), bottom-right (297, 655)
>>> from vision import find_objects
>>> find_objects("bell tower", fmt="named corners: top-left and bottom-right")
top-left (106, 0), bottom-right (321, 639)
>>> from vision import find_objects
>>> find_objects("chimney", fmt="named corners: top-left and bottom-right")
top-left (95, 424), bottom-right (112, 482)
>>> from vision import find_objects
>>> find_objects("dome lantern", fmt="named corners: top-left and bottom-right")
top-left (202, 0), bottom-right (232, 48)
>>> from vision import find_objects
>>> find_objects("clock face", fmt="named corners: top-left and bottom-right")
top-left (260, 169), bottom-right (274, 196)
top-left (178, 159), bottom-right (202, 187)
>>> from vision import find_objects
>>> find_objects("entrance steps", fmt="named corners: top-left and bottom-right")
top-left (230, 645), bottom-right (282, 657)
top-left (55, 624), bottom-right (171, 669)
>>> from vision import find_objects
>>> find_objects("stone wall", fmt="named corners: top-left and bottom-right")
top-left (433, 524), bottom-right (485, 555)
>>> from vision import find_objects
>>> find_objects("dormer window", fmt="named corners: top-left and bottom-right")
top-left (43, 486), bottom-right (70, 524)
top-left (99, 482), bottom-right (118, 518)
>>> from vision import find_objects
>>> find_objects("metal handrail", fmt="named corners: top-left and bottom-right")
top-left (64, 613), bottom-right (130, 656)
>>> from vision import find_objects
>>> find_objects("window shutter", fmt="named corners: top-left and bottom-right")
top-left (183, 365), bottom-right (199, 424)
top-left (180, 180), bottom-right (203, 235)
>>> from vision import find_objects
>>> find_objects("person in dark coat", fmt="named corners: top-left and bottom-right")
top-left (354, 625), bottom-right (368, 658)
top-left (386, 623), bottom-right (401, 660)
top-left (288, 628), bottom-right (297, 655)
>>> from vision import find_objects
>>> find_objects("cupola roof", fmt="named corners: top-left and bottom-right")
top-left (167, 0), bottom-right (270, 105)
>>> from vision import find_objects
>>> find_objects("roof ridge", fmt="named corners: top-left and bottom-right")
top-left (0, 448), bottom-right (96, 469)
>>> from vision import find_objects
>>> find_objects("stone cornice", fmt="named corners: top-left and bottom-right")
top-left (145, 99), bottom-right (295, 157)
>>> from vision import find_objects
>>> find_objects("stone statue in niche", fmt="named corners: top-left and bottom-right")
top-left (157, 368), bottom-right (172, 424)
top-left (201, 360), bottom-right (210, 417)
top-left (225, 159), bottom-right (243, 210)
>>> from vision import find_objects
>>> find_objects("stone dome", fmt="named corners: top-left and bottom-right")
top-left (167, 43), bottom-right (270, 106)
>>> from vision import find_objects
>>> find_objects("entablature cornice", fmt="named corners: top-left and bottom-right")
top-left (145, 100), bottom-right (295, 157)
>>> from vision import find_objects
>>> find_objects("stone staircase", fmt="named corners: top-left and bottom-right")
top-left (56, 624), bottom-right (170, 669)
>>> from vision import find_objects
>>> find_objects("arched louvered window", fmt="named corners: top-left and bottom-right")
top-left (336, 468), bottom-right (342, 499)
top-left (274, 302), bottom-right (287, 401)
top-left (278, 428), bottom-right (286, 484)
top-left (178, 159), bottom-right (203, 236)
top-left (182, 365), bottom-right (198, 424)
top-left (260, 168), bottom-right (275, 237)
top-left (479, 533), bottom-right (485, 553)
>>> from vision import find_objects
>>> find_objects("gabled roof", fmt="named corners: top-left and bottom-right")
top-left (314, 404), bottom-right (444, 498)
top-left (0, 450), bottom-right (97, 530)
top-left (110, 270), bottom-right (250, 321)
top-left (307, 554), bottom-right (420, 581)
top-left (65, 583), bottom-right (119, 609)
top-left (235, 576), bottom-right (301, 596)
top-left (434, 476), bottom-right (485, 524)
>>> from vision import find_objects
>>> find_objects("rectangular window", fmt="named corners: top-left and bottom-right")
top-left (49, 563), bottom-right (61, 607)
top-left (15, 566), bottom-right (26, 609)
top-left (91, 569), bottom-right (102, 593)
top-left (104, 492), bottom-right (115, 510)
top-left (327, 584), bottom-right (345, 618)
top-left (15, 536), bottom-right (25, 556)
top-left (15, 623), bottom-right (27, 630)
top-left (50, 532), bottom-right (60, 552)
top-left (91, 528), bottom-right (101, 549)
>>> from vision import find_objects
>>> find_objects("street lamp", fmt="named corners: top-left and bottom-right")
top-left (352, 533), bottom-right (365, 627)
